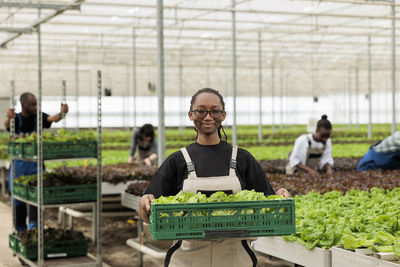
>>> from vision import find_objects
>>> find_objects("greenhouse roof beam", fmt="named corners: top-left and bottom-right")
top-left (23, 11), bottom-right (397, 31)
top-left (0, 27), bottom-right (32, 33)
top-left (292, 0), bottom-right (400, 7)
top-left (37, 25), bottom-right (392, 39)
top-left (85, 2), bottom-right (400, 20)
top-left (32, 31), bottom-right (400, 48)
top-left (0, 2), bottom-right (81, 10)
top-left (0, 0), bottom-right (84, 48)
top-left (44, 19), bottom-right (393, 32)
top-left (3, 42), bottom-right (382, 58)
top-left (33, 22), bottom-right (392, 36)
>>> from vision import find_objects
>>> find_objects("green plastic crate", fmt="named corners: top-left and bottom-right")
top-left (8, 141), bottom-right (23, 157)
top-left (150, 199), bottom-right (296, 240)
top-left (22, 141), bottom-right (97, 159)
top-left (12, 181), bottom-right (97, 204)
top-left (13, 182), bottom-right (28, 199)
top-left (27, 184), bottom-right (97, 204)
top-left (18, 239), bottom-right (88, 260)
top-left (9, 233), bottom-right (18, 253)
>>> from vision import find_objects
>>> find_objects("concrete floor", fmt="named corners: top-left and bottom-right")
top-left (0, 201), bottom-right (21, 267)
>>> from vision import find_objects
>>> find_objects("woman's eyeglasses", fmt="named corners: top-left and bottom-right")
top-left (192, 109), bottom-right (224, 119)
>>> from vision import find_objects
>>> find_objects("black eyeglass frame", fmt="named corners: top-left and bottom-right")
top-left (191, 109), bottom-right (225, 119)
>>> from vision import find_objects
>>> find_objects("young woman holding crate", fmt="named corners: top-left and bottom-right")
top-left (139, 88), bottom-right (289, 267)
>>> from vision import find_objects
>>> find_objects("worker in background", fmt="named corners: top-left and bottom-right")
top-left (286, 115), bottom-right (334, 176)
top-left (4, 92), bottom-right (68, 231)
top-left (128, 123), bottom-right (158, 166)
top-left (357, 131), bottom-right (400, 171)
top-left (139, 88), bottom-right (290, 267)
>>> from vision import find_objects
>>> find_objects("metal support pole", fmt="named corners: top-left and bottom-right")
top-left (10, 81), bottom-right (15, 138)
top-left (62, 80), bottom-right (67, 170)
top-left (96, 70), bottom-right (103, 267)
top-left (271, 63), bottom-right (276, 134)
top-left (157, 0), bottom-right (166, 165)
top-left (280, 66), bottom-right (284, 130)
top-left (62, 80), bottom-right (67, 127)
top-left (75, 45), bottom-right (79, 130)
top-left (179, 54), bottom-right (184, 136)
top-left (368, 36), bottom-right (372, 139)
top-left (132, 27), bottom-right (137, 133)
top-left (125, 65), bottom-right (129, 130)
top-left (348, 68), bottom-right (352, 129)
top-left (231, 0), bottom-right (237, 145)
top-left (257, 32), bottom-right (263, 142)
top-left (285, 73), bottom-right (289, 127)
top-left (355, 67), bottom-right (359, 130)
top-left (392, 2), bottom-right (397, 133)
top-left (36, 15), bottom-right (44, 267)
top-left (10, 81), bottom-right (16, 229)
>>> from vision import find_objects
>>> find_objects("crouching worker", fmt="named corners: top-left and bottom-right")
top-left (357, 131), bottom-right (400, 171)
top-left (286, 115), bottom-right (334, 176)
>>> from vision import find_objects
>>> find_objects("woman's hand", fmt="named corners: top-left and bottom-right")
top-left (128, 156), bottom-right (134, 164)
top-left (143, 157), bottom-right (152, 166)
top-left (308, 169), bottom-right (320, 177)
top-left (276, 188), bottom-right (291, 198)
top-left (139, 194), bottom-right (155, 223)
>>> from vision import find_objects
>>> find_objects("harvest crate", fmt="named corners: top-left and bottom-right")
top-left (9, 233), bottom-right (88, 260)
top-left (19, 240), bottom-right (88, 260)
top-left (13, 182), bottom-right (28, 199)
top-left (150, 199), bottom-right (295, 240)
top-left (8, 141), bottom-right (23, 157)
top-left (13, 181), bottom-right (97, 204)
top-left (8, 141), bottom-right (97, 160)
top-left (9, 233), bottom-right (18, 253)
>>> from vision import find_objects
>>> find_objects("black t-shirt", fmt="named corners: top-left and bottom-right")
top-left (7, 112), bottom-right (52, 134)
top-left (145, 141), bottom-right (275, 198)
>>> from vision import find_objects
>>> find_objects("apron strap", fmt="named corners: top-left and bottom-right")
top-left (229, 145), bottom-right (238, 176)
top-left (306, 135), bottom-right (324, 158)
top-left (164, 240), bottom-right (182, 267)
top-left (241, 240), bottom-right (258, 267)
top-left (180, 148), bottom-right (197, 179)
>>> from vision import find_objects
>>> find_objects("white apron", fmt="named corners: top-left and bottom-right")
top-left (166, 145), bottom-right (257, 267)
top-left (285, 135), bottom-right (326, 174)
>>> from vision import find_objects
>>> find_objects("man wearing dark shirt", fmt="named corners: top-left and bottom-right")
top-left (4, 92), bottom-right (68, 231)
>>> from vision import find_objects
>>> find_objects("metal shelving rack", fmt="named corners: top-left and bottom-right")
top-left (9, 71), bottom-right (103, 267)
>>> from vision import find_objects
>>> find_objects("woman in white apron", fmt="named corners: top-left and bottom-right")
top-left (285, 115), bottom-right (334, 176)
top-left (139, 88), bottom-right (290, 267)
